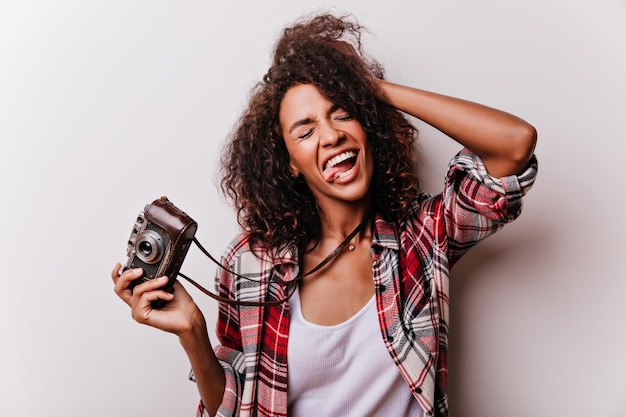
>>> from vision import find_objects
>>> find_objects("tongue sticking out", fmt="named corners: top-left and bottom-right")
top-left (323, 158), bottom-right (356, 182)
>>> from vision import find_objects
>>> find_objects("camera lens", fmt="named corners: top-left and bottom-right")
top-left (138, 241), bottom-right (153, 257)
top-left (134, 230), bottom-right (164, 264)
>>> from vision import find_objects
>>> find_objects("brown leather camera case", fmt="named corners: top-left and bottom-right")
top-left (144, 196), bottom-right (197, 290)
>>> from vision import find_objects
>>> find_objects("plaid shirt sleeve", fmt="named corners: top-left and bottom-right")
top-left (443, 148), bottom-right (538, 264)
top-left (379, 149), bottom-right (538, 417)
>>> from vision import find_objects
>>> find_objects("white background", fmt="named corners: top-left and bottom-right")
top-left (1, 1), bottom-right (625, 416)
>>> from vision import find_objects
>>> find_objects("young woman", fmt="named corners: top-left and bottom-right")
top-left (112, 13), bottom-right (537, 417)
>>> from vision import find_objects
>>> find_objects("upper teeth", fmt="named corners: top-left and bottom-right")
top-left (325, 151), bottom-right (357, 170)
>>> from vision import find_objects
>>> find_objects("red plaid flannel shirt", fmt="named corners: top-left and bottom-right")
top-left (195, 149), bottom-right (538, 417)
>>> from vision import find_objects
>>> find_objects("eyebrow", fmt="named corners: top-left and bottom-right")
top-left (288, 117), bottom-right (314, 134)
top-left (287, 103), bottom-right (342, 134)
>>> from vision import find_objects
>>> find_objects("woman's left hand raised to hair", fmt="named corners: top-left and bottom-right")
top-left (375, 79), bottom-right (537, 178)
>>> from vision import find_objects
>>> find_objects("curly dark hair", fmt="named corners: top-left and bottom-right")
top-left (220, 13), bottom-right (420, 253)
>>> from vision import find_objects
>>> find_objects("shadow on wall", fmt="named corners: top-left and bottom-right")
top-left (446, 212), bottom-right (556, 414)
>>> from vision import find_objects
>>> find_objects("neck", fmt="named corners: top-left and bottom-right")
top-left (318, 199), bottom-right (371, 238)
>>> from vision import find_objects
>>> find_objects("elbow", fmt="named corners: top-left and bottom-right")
top-left (486, 121), bottom-right (536, 177)
top-left (509, 122), bottom-right (537, 168)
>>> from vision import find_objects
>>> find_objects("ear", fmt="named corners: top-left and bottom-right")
top-left (289, 162), bottom-right (300, 178)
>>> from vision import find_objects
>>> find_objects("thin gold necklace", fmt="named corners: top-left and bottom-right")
top-left (326, 229), bottom-right (356, 251)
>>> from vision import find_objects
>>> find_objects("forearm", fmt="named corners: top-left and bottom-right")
top-left (179, 313), bottom-right (226, 416)
top-left (377, 79), bottom-right (537, 177)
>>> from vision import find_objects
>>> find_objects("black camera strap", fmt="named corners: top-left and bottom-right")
top-left (176, 213), bottom-right (371, 307)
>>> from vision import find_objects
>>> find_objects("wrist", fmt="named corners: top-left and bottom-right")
top-left (178, 308), bottom-right (208, 348)
top-left (373, 78), bottom-right (389, 102)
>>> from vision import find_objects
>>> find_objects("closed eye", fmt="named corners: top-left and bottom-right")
top-left (331, 106), bottom-right (353, 121)
top-left (334, 113), bottom-right (353, 121)
top-left (298, 128), bottom-right (315, 139)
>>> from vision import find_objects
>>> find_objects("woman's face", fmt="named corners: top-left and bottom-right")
top-left (279, 83), bottom-right (374, 209)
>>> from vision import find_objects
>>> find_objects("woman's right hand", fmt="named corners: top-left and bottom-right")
top-left (112, 264), bottom-right (226, 414)
top-left (111, 263), bottom-right (205, 336)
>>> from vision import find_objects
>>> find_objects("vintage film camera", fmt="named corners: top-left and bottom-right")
top-left (123, 196), bottom-right (197, 303)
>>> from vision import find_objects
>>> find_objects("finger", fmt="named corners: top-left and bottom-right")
top-left (115, 267), bottom-right (143, 289)
top-left (111, 263), bottom-right (122, 283)
top-left (130, 275), bottom-right (171, 306)
top-left (131, 288), bottom-right (175, 324)
top-left (113, 267), bottom-right (144, 305)
top-left (141, 288), bottom-right (174, 305)
top-left (132, 275), bottom-right (170, 295)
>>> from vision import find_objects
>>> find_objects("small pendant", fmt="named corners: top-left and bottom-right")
top-left (348, 245), bottom-right (355, 251)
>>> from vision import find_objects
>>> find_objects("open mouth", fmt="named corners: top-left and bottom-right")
top-left (322, 150), bottom-right (358, 182)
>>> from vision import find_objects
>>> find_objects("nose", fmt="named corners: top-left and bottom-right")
top-left (319, 122), bottom-right (344, 147)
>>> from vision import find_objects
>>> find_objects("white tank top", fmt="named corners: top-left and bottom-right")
top-left (287, 287), bottom-right (423, 416)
